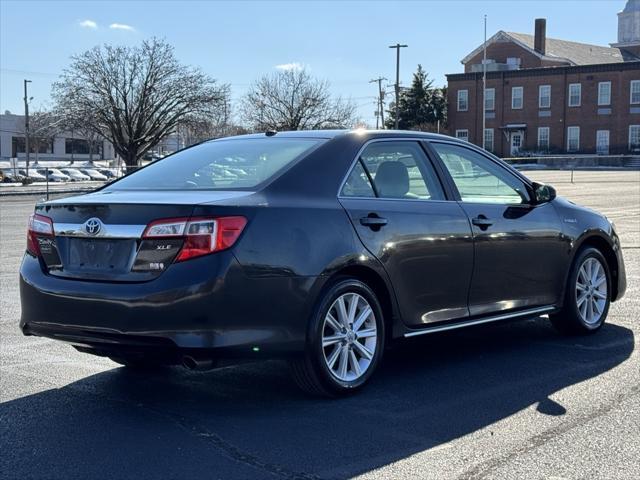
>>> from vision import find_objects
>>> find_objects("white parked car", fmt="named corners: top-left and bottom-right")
top-left (18, 169), bottom-right (47, 182)
top-left (36, 168), bottom-right (70, 182)
top-left (80, 168), bottom-right (108, 181)
top-left (60, 168), bottom-right (91, 182)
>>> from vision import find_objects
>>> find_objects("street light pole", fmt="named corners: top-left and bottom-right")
top-left (388, 44), bottom-right (407, 130)
top-left (23, 79), bottom-right (32, 175)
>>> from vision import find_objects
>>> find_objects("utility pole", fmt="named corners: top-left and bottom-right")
top-left (388, 43), bottom-right (407, 130)
top-left (23, 79), bottom-right (32, 175)
top-left (369, 77), bottom-right (387, 129)
top-left (482, 15), bottom-right (487, 149)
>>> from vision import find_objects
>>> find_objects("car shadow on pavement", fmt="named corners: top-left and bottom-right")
top-left (0, 317), bottom-right (634, 480)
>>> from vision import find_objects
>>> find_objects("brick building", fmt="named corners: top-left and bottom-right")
top-left (446, 1), bottom-right (640, 157)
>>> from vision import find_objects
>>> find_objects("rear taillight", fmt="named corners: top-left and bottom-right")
top-left (27, 213), bottom-right (54, 256)
top-left (142, 216), bottom-right (247, 262)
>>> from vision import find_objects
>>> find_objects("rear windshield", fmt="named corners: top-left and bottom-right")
top-left (105, 138), bottom-right (323, 191)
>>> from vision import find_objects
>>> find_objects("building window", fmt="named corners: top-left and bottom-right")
top-left (537, 127), bottom-right (550, 150)
top-left (629, 125), bottom-right (640, 151)
top-left (596, 130), bottom-right (610, 155)
top-left (511, 86), bottom-right (523, 109)
top-left (598, 82), bottom-right (611, 106)
top-left (65, 138), bottom-right (103, 156)
top-left (630, 81), bottom-right (640, 104)
top-left (568, 83), bottom-right (581, 107)
top-left (539, 85), bottom-right (551, 109)
top-left (484, 88), bottom-right (495, 111)
top-left (11, 136), bottom-right (53, 154)
top-left (506, 57), bottom-right (521, 68)
top-left (455, 129), bottom-right (469, 142)
top-left (457, 90), bottom-right (469, 111)
top-left (567, 126), bottom-right (580, 152)
top-left (484, 128), bottom-right (494, 152)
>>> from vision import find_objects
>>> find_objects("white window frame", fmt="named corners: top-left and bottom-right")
top-left (455, 129), bottom-right (469, 142)
top-left (484, 128), bottom-right (494, 151)
top-left (567, 126), bottom-right (580, 152)
top-left (511, 86), bottom-right (523, 110)
top-left (537, 127), bottom-right (550, 150)
top-left (484, 88), bottom-right (495, 111)
top-left (538, 85), bottom-right (551, 109)
top-left (568, 83), bottom-right (581, 107)
top-left (457, 90), bottom-right (469, 111)
top-left (596, 130), bottom-right (610, 155)
top-left (598, 82), bottom-right (612, 106)
top-left (629, 125), bottom-right (640, 150)
top-left (630, 80), bottom-right (640, 105)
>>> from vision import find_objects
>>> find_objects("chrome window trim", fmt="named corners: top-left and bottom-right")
top-left (404, 305), bottom-right (555, 337)
top-left (336, 137), bottom-right (452, 202)
top-left (54, 223), bottom-right (146, 239)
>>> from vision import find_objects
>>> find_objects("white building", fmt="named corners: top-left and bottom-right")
top-left (0, 112), bottom-right (115, 162)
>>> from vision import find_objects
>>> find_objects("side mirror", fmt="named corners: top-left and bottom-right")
top-left (532, 182), bottom-right (556, 204)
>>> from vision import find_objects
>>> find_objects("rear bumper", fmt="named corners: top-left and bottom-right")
top-left (19, 252), bottom-right (317, 359)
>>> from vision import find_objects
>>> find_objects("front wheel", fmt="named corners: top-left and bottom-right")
top-left (550, 247), bottom-right (611, 335)
top-left (291, 278), bottom-right (385, 397)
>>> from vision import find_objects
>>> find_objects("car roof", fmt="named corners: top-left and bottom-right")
top-left (207, 129), bottom-right (461, 142)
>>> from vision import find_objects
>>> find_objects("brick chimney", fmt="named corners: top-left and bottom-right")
top-left (534, 18), bottom-right (547, 55)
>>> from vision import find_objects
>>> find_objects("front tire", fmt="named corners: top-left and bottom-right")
top-left (550, 247), bottom-right (611, 335)
top-left (291, 278), bottom-right (385, 397)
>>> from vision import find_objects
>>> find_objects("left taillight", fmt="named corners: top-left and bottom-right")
top-left (142, 216), bottom-right (247, 262)
top-left (26, 213), bottom-right (54, 256)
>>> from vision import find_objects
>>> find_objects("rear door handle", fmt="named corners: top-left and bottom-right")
top-left (472, 215), bottom-right (493, 229)
top-left (360, 215), bottom-right (388, 229)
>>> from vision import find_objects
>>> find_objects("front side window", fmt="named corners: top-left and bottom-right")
top-left (538, 127), bottom-right (550, 150)
top-left (567, 126), bottom-right (580, 152)
top-left (484, 88), bottom-right (495, 111)
top-left (511, 87), bottom-right (523, 109)
top-left (356, 141), bottom-right (445, 200)
top-left (629, 125), bottom-right (640, 150)
top-left (568, 83), bottom-right (581, 107)
top-left (631, 80), bottom-right (640, 104)
top-left (457, 90), bottom-right (469, 111)
top-left (539, 85), bottom-right (551, 108)
top-left (598, 82), bottom-right (612, 106)
top-left (431, 142), bottom-right (527, 205)
top-left (106, 138), bottom-right (323, 191)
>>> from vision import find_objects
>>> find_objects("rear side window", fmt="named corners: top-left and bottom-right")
top-left (341, 161), bottom-right (375, 197)
top-left (106, 138), bottom-right (323, 191)
top-left (348, 141), bottom-right (445, 200)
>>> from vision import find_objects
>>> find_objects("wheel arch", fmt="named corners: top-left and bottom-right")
top-left (571, 232), bottom-right (620, 301)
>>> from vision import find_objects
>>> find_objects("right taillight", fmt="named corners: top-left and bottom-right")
top-left (142, 216), bottom-right (247, 263)
top-left (27, 213), bottom-right (54, 256)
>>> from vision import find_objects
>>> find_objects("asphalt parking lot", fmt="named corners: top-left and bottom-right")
top-left (1, 170), bottom-right (638, 480)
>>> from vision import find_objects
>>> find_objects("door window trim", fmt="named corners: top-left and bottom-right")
top-left (426, 139), bottom-right (533, 205)
top-left (337, 138), bottom-right (455, 202)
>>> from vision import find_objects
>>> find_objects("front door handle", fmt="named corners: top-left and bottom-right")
top-left (472, 215), bottom-right (493, 229)
top-left (360, 214), bottom-right (388, 230)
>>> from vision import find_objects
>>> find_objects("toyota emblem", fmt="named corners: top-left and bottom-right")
top-left (84, 218), bottom-right (102, 236)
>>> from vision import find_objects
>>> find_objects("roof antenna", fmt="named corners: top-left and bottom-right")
top-left (265, 130), bottom-right (277, 137)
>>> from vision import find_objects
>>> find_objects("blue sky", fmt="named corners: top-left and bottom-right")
top-left (0, 0), bottom-right (625, 126)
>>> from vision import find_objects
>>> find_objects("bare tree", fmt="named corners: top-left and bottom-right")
top-left (19, 109), bottom-right (63, 165)
top-left (59, 110), bottom-right (105, 164)
top-left (52, 38), bottom-right (229, 167)
top-left (241, 69), bottom-right (356, 131)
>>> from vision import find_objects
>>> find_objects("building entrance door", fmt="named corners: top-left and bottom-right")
top-left (510, 132), bottom-right (523, 156)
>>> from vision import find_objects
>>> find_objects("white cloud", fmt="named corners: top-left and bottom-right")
top-left (109, 23), bottom-right (135, 31)
top-left (275, 62), bottom-right (304, 72)
top-left (79, 19), bottom-right (98, 29)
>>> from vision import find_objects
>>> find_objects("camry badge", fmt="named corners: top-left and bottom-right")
top-left (84, 218), bottom-right (102, 236)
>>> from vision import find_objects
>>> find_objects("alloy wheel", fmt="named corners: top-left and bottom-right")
top-left (321, 292), bottom-right (378, 382)
top-left (575, 257), bottom-right (608, 325)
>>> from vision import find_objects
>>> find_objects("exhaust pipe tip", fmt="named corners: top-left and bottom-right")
top-left (182, 355), bottom-right (215, 371)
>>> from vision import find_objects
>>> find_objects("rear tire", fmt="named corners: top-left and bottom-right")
top-left (291, 278), bottom-right (385, 397)
top-left (550, 247), bottom-right (611, 335)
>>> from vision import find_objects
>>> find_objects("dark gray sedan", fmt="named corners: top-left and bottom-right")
top-left (19, 130), bottom-right (626, 396)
